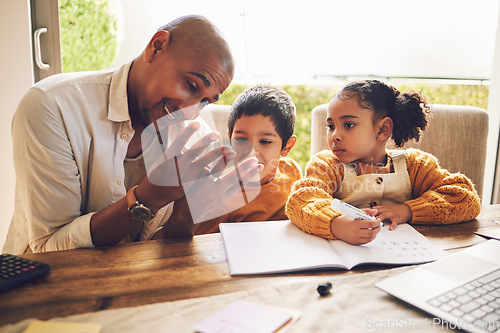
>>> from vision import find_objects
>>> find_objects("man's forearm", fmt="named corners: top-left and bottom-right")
top-left (151, 196), bottom-right (195, 239)
top-left (89, 195), bottom-right (144, 246)
top-left (91, 176), bottom-right (189, 245)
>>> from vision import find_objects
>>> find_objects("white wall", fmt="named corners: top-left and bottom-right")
top-left (110, 0), bottom-right (153, 67)
top-left (0, 1), bottom-right (498, 252)
top-left (112, 0), bottom-right (499, 203)
top-left (0, 0), bottom-right (34, 249)
top-left (489, 3), bottom-right (500, 204)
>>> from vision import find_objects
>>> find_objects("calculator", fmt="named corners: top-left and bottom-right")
top-left (0, 254), bottom-right (50, 292)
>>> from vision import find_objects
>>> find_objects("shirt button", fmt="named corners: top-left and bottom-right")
top-left (376, 177), bottom-right (383, 184)
top-left (121, 134), bottom-right (128, 140)
top-left (369, 201), bottom-right (377, 208)
top-left (117, 179), bottom-right (122, 186)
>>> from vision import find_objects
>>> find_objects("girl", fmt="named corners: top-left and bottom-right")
top-left (285, 80), bottom-right (481, 245)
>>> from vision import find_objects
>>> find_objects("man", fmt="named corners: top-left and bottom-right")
top-left (3, 15), bottom-right (260, 254)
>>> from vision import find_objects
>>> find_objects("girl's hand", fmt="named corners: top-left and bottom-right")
top-left (330, 214), bottom-right (381, 245)
top-left (372, 204), bottom-right (412, 230)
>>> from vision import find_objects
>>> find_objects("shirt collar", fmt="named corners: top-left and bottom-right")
top-left (108, 60), bottom-right (134, 122)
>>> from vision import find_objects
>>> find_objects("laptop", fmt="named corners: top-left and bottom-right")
top-left (376, 239), bottom-right (500, 333)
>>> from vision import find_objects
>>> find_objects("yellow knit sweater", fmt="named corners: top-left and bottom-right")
top-left (285, 148), bottom-right (481, 239)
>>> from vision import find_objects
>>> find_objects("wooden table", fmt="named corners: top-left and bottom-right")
top-left (1, 205), bottom-right (499, 326)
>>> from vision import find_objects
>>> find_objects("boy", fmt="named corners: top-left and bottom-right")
top-left (194, 84), bottom-right (302, 234)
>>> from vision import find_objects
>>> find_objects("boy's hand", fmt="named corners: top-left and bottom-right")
top-left (330, 214), bottom-right (381, 245)
top-left (372, 204), bottom-right (412, 230)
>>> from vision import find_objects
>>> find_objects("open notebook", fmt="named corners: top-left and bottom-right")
top-left (220, 220), bottom-right (445, 275)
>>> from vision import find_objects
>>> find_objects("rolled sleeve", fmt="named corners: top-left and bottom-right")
top-left (32, 213), bottom-right (96, 252)
top-left (12, 88), bottom-right (92, 252)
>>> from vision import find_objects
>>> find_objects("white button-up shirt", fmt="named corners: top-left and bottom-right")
top-left (3, 61), bottom-right (210, 254)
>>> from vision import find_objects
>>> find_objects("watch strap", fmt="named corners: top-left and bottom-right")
top-left (126, 185), bottom-right (140, 210)
top-left (126, 185), bottom-right (155, 221)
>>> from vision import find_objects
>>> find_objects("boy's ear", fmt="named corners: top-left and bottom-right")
top-left (281, 135), bottom-right (297, 157)
top-left (227, 130), bottom-right (231, 139)
top-left (144, 30), bottom-right (171, 63)
top-left (377, 117), bottom-right (393, 141)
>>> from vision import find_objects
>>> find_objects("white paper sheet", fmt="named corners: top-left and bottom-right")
top-left (220, 220), bottom-right (445, 275)
top-left (194, 300), bottom-right (297, 333)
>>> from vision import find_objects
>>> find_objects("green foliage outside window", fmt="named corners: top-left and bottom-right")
top-left (59, 0), bottom-right (118, 72)
top-left (218, 83), bottom-right (489, 171)
top-left (57, 1), bottom-right (489, 171)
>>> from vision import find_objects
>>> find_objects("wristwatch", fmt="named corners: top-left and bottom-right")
top-left (126, 185), bottom-right (155, 223)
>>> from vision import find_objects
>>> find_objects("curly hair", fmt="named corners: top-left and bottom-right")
top-left (336, 80), bottom-right (431, 147)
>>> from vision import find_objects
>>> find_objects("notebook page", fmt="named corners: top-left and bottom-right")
top-left (329, 223), bottom-right (446, 269)
top-left (220, 220), bottom-right (348, 275)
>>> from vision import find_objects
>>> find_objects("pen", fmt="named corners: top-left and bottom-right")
top-left (317, 282), bottom-right (332, 296)
top-left (331, 199), bottom-right (376, 221)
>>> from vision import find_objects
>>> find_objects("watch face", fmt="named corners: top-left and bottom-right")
top-left (130, 205), bottom-right (153, 223)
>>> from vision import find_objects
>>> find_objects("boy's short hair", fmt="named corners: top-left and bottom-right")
top-left (228, 85), bottom-right (296, 149)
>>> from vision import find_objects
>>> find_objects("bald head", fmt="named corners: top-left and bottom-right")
top-left (157, 15), bottom-right (234, 77)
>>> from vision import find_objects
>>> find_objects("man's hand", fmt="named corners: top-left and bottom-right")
top-left (372, 204), bottom-right (412, 230)
top-left (139, 119), bottom-right (262, 224)
top-left (330, 214), bottom-right (381, 245)
top-left (138, 121), bottom-right (229, 209)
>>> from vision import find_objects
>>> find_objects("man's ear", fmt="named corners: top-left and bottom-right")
top-left (377, 117), bottom-right (393, 141)
top-left (144, 30), bottom-right (171, 63)
top-left (281, 135), bottom-right (297, 157)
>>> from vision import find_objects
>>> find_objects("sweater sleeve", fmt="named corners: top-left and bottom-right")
top-left (404, 149), bottom-right (481, 224)
top-left (285, 150), bottom-right (344, 239)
